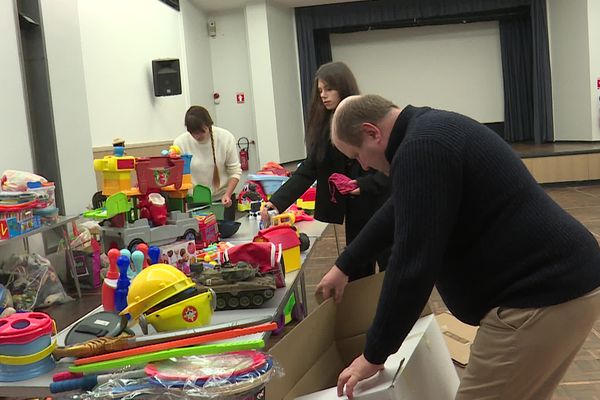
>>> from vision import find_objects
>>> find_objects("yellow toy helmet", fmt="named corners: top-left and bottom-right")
top-left (121, 263), bottom-right (194, 321)
top-left (145, 288), bottom-right (215, 332)
top-left (121, 263), bottom-right (215, 332)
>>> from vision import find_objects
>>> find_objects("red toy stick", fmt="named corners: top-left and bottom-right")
top-left (74, 322), bottom-right (277, 366)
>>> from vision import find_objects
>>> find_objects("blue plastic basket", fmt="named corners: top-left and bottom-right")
top-left (248, 175), bottom-right (288, 195)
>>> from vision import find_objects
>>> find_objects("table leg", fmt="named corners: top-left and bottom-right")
top-left (60, 225), bottom-right (82, 298)
top-left (333, 224), bottom-right (341, 256)
top-left (299, 270), bottom-right (308, 317)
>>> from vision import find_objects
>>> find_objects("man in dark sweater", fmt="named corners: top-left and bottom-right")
top-left (316, 94), bottom-right (600, 399)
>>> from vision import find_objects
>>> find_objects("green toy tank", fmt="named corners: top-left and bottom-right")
top-left (191, 262), bottom-right (276, 311)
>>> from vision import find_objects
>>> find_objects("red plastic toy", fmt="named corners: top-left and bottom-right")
top-left (138, 193), bottom-right (168, 226)
top-left (135, 156), bottom-right (184, 195)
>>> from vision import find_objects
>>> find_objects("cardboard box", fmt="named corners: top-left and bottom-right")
top-left (267, 273), bottom-right (459, 399)
top-left (436, 312), bottom-right (479, 367)
top-left (159, 240), bottom-right (197, 274)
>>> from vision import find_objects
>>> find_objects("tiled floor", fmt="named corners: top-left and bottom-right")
top-left (299, 183), bottom-right (600, 400)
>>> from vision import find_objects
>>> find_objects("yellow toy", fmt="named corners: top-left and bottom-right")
top-left (270, 212), bottom-right (295, 227)
top-left (93, 155), bottom-right (136, 196)
top-left (121, 264), bottom-right (215, 332)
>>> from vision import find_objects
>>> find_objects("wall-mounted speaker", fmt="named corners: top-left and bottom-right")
top-left (152, 59), bottom-right (182, 97)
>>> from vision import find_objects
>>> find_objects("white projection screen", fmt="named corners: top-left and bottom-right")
top-left (331, 21), bottom-right (504, 123)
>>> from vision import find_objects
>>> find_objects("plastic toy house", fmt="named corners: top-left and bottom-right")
top-left (253, 225), bottom-right (301, 273)
top-left (93, 155), bottom-right (136, 195)
top-left (165, 154), bottom-right (192, 212)
top-left (135, 156), bottom-right (184, 195)
top-left (83, 192), bottom-right (133, 228)
top-left (187, 185), bottom-right (212, 209)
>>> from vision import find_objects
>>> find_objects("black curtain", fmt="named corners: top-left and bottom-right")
top-left (500, 15), bottom-right (533, 142)
top-left (531, 0), bottom-right (554, 142)
top-left (295, 0), bottom-right (553, 143)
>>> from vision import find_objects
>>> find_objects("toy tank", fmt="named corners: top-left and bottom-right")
top-left (191, 262), bottom-right (276, 311)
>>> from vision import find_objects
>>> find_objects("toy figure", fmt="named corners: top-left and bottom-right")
top-left (160, 145), bottom-right (182, 158)
top-left (112, 138), bottom-right (125, 157)
top-left (138, 193), bottom-right (168, 226)
top-left (242, 183), bottom-right (263, 218)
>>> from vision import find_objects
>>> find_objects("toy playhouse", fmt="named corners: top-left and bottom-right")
top-left (253, 225), bottom-right (301, 273)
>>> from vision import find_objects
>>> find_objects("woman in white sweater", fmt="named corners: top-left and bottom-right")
top-left (174, 106), bottom-right (242, 219)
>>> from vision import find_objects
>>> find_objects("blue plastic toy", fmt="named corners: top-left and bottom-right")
top-left (148, 246), bottom-right (161, 265)
top-left (114, 256), bottom-right (131, 317)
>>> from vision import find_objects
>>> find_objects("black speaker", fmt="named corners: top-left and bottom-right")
top-left (152, 59), bottom-right (182, 97)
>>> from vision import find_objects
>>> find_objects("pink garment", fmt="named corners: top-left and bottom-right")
top-left (328, 173), bottom-right (358, 203)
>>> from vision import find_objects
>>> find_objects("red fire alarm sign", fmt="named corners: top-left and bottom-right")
top-left (597, 79), bottom-right (600, 90)
top-left (236, 93), bottom-right (245, 103)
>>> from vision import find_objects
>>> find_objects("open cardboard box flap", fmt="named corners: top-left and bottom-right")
top-left (267, 273), bottom-right (457, 400)
top-left (436, 312), bottom-right (479, 366)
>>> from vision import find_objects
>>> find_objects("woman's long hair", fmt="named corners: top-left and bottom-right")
top-left (185, 106), bottom-right (220, 189)
top-left (305, 62), bottom-right (359, 162)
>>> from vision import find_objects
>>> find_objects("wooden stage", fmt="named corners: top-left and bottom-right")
top-left (511, 142), bottom-right (600, 184)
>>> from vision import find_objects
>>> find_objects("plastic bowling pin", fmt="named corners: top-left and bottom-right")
top-left (136, 243), bottom-right (149, 269)
top-left (131, 251), bottom-right (144, 277)
top-left (119, 249), bottom-right (133, 278)
top-left (101, 249), bottom-right (120, 312)
top-left (120, 249), bottom-right (131, 260)
top-left (114, 255), bottom-right (131, 315)
top-left (148, 246), bottom-right (161, 265)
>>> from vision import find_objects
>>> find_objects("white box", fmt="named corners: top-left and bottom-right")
top-left (267, 273), bottom-right (459, 400)
top-left (296, 315), bottom-right (459, 399)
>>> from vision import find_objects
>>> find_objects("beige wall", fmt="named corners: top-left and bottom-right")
top-left (547, 0), bottom-right (593, 140)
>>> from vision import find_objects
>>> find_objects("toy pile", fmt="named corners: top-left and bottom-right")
top-left (0, 245), bottom-right (283, 397)
top-left (237, 162), bottom-right (316, 214)
top-left (0, 307), bottom-right (280, 399)
top-left (0, 170), bottom-right (59, 239)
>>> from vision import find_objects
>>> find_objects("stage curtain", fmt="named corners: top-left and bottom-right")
top-left (500, 15), bottom-right (533, 142)
top-left (295, 0), bottom-right (554, 143)
top-left (531, 0), bottom-right (554, 143)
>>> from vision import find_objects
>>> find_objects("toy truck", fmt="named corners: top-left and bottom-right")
top-left (101, 210), bottom-right (198, 252)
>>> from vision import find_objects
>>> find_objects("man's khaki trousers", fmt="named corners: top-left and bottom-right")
top-left (456, 286), bottom-right (600, 400)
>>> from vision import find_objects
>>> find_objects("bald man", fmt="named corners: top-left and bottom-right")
top-left (316, 94), bottom-right (600, 400)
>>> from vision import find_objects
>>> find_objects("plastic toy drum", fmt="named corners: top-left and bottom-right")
top-left (0, 312), bottom-right (57, 381)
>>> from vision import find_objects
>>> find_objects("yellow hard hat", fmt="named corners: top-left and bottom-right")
top-left (120, 264), bottom-right (195, 320)
top-left (145, 288), bottom-right (215, 332)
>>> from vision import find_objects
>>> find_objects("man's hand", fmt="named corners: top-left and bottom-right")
top-left (337, 354), bottom-right (384, 399)
top-left (260, 202), bottom-right (278, 228)
top-left (221, 194), bottom-right (232, 207)
top-left (348, 180), bottom-right (360, 196)
top-left (315, 265), bottom-right (348, 303)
